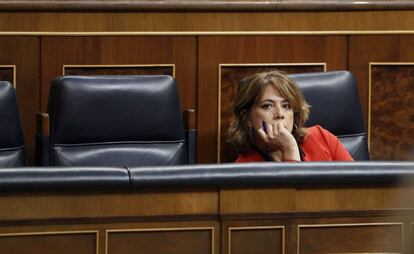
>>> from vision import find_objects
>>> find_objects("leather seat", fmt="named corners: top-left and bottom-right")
top-left (290, 71), bottom-right (370, 160)
top-left (47, 75), bottom-right (189, 166)
top-left (0, 81), bottom-right (26, 167)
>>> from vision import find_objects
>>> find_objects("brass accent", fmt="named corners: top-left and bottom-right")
top-left (297, 222), bottom-right (404, 254)
top-left (105, 226), bottom-right (215, 254)
top-left (3, 31), bottom-right (414, 36)
top-left (217, 62), bottom-right (327, 162)
top-left (0, 230), bottom-right (99, 254)
top-left (368, 62), bottom-right (414, 154)
top-left (228, 225), bottom-right (285, 254)
top-left (62, 64), bottom-right (176, 77)
top-left (0, 65), bottom-right (16, 88)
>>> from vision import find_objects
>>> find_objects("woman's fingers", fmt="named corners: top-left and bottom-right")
top-left (256, 128), bottom-right (268, 142)
top-left (267, 123), bottom-right (275, 138)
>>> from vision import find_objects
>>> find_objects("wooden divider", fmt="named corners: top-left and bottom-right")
top-left (1, 184), bottom-right (413, 254)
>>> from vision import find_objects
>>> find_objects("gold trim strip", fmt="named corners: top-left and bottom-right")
top-left (62, 64), bottom-right (176, 77)
top-left (297, 222), bottom-right (404, 254)
top-left (0, 65), bottom-right (16, 89)
top-left (368, 62), bottom-right (414, 155)
top-left (105, 227), bottom-right (214, 254)
top-left (0, 230), bottom-right (99, 254)
top-left (228, 225), bottom-right (285, 254)
top-left (3, 31), bottom-right (414, 36)
top-left (217, 62), bottom-right (326, 162)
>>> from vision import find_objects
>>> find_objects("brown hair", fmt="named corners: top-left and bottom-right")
top-left (227, 70), bottom-right (310, 155)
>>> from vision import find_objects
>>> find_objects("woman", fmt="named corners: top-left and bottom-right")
top-left (228, 70), bottom-right (353, 162)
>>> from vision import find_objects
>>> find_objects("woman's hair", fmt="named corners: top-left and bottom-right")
top-left (227, 70), bottom-right (310, 155)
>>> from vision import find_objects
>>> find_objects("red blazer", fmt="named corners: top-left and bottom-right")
top-left (235, 125), bottom-right (354, 162)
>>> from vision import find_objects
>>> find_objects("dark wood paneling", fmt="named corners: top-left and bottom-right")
top-left (41, 36), bottom-right (196, 112)
top-left (229, 227), bottom-right (283, 254)
top-left (349, 35), bottom-right (414, 160)
top-left (370, 65), bottom-right (414, 160)
top-left (298, 223), bottom-right (402, 253)
top-left (0, 232), bottom-right (96, 254)
top-left (3, 11), bottom-right (414, 32)
top-left (198, 35), bottom-right (347, 163)
top-left (64, 65), bottom-right (173, 76)
top-left (107, 229), bottom-right (213, 254)
top-left (0, 66), bottom-right (14, 84)
top-left (0, 37), bottom-right (40, 165)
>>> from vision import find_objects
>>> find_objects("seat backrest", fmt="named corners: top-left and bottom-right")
top-left (289, 71), bottom-right (370, 160)
top-left (0, 81), bottom-right (26, 167)
top-left (48, 75), bottom-right (187, 166)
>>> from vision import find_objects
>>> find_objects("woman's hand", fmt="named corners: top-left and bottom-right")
top-left (256, 122), bottom-right (301, 161)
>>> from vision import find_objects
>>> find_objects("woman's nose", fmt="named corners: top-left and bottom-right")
top-left (273, 107), bottom-right (285, 120)
top-left (274, 114), bottom-right (284, 120)
top-left (273, 110), bottom-right (285, 120)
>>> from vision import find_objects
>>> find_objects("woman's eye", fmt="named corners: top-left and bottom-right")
top-left (261, 103), bottom-right (273, 110)
top-left (282, 103), bottom-right (291, 109)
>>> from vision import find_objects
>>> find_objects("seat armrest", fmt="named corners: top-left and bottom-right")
top-left (36, 112), bottom-right (50, 166)
top-left (183, 109), bottom-right (196, 164)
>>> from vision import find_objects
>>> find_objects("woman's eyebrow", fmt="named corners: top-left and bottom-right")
top-left (259, 99), bottom-right (274, 103)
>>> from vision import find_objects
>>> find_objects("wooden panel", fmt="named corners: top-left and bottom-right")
top-left (229, 226), bottom-right (284, 254)
top-left (64, 65), bottom-right (174, 76)
top-left (0, 65), bottom-right (15, 84)
top-left (219, 64), bottom-right (325, 163)
top-left (0, 189), bottom-right (218, 221)
top-left (41, 36), bottom-right (196, 112)
top-left (107, 228), bottom-right (213, 254)
top-left (298, 223), bottom-right (403, 254)
top-left (0, 37), bottom-right (40, 165)
top-left (2, 11), bottom-right (414, 32)
top-left (3, 0), bottom-right (414, 12)
top-left (220, 187), bottom-right (414, 214)
top-left (0, 231), bottom-right (97, 254)
top-left (198, 35), bottom-right (347, 163)
top-left (370, 64), bottom-right (414, 160)
top-left (349, 35), bottom-right (414, 160)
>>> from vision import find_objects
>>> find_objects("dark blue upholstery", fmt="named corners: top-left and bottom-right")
top-left (48, 75), bottom-right (188, 167)
top-left (290, 71), bottom-right (370, 161)
top-left (0, 167), bottom-right (130, 192)
top-left (0, 81), bottom-right (26, 167)
top-left (1, 162), bottom-right (413, 192)
top-left (129, 161), bottom-right (413, 188)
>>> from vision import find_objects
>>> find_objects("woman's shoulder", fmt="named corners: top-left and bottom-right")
top-left (305, 125), bottom-right (337, 142)
top-left (307, 125), bottom-right (333, 135)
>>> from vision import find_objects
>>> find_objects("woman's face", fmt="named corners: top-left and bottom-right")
top-left (248, 84), bottom-right (294, 132)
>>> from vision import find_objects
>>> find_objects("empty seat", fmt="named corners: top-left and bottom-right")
top-left (290, 71), bottom-right (370, 160)
top-left (46, 75), bottom-right (190, 166)
top-left (0, 81), bottom-right (26, 167)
